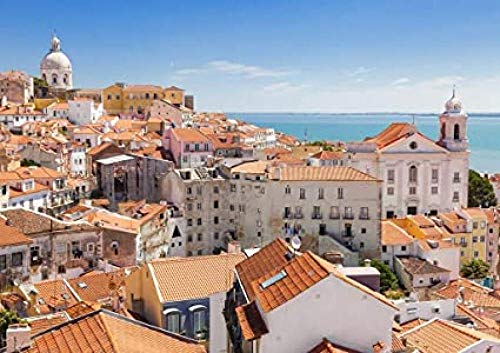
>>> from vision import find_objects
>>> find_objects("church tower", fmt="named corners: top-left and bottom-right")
top-left (438, 88), bottom-right (468, 152)
top-left (40, 34), bottom-right (73, 90)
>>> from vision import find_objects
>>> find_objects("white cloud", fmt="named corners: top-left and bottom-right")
top-left (174, 60), bottom-right (293, 79)
top-left (391, 77), bottom-right (410, 86)
top-left (346, 66), bottom-right (375, 77)
top-left (262, 81), bottom-right (310, 93)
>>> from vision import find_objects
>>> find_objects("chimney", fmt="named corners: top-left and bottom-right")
top-left (227, 241), bottom-right (241, 254)
top-left (6, 324), bottom-right (31, 353)
top-left (364, 259), bottom-right (371, 267)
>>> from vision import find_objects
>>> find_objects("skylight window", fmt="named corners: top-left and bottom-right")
top-left (77, 282), bottom-right (87, 289)
top-left (260, 270), bottom-right (287, 290)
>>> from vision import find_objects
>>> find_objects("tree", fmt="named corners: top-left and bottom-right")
top-left (20, 159), bottom-right (40, 167)
top-left (0, 310), bottom-right (23, 347)
top-left (369, 259), bottom-right (400, 293)
top-left (460, 259), bottom-right (490, 279)
top-left (468, 170), bottom-right (497, 208)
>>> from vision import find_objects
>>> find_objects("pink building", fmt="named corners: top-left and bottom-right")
top-left (162, 128), bottom-right (213, 168)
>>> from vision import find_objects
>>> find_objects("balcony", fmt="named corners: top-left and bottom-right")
top-left (294, 212), bottom-right (304, 219)
top-left (312, 213), bottom-right (323, 220)
top-left (329, 213), bottom-right (340, 220)
top-left (283, 212), bottom-right (293, 220)
top-left (343, 214), bottom-right (354, 220)
top-left (359, 215), bottom-right (370, 220)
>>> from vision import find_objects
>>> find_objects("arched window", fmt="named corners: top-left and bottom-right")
top-left (409, 165), bottom-right (418, 183)
top-left (52, 74), bottom-right (58, 85)
top-left (454, 124), bottom-right (460, 140)
top-left (163, 309), bottom-right (181, 333)
top-left (41, 74), bottom-right (47, 82)
top-left (440, 122), bottom-right (446, 139)
top-left (63, 74), bottom-right (68, 84)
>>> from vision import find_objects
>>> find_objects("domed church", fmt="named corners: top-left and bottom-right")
top-left (40, 34), bottom-right (73, 90)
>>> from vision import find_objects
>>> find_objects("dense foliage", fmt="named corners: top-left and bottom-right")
top-left (468, 170), bottom-right (497, 207)
top-left (0, 310), bottom-right (23, 347)
top-left (20, 159), bottom-right (41, 167)
top-left (460, 259), bottom-right (490, 279)
top-left (369, 259), bottom-right (400, 293)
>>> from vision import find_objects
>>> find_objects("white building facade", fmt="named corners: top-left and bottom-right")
top-left (68, 99), bottom-right (104, 125)
top-left (346, 91), bottom-right (469, 219)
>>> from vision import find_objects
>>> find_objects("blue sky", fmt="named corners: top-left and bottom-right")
top-left (2, 0), bottom-right (500, 112)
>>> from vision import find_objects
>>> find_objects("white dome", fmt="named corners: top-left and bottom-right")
top-left (444, 89), bottom-right (463, 114)
top-left (40, 51), bottom-right (72, 70)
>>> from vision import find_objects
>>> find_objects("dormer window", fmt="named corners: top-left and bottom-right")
top-left (25, 180), bottom-right (34, 190)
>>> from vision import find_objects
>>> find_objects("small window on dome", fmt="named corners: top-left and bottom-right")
top-left (409, 141), bottom-right (418, 150)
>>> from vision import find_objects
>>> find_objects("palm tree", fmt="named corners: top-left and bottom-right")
top-left (460, 259), bottom-right (490, 279)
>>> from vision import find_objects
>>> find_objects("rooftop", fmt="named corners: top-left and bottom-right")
top-left (271, 166), bottom-right (379, 182)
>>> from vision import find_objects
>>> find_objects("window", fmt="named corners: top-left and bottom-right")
top-left (313, 206), bottom-right (321, 219)
top-left (382, 245), bottom-right (387, 253)
top-left (431, 169), bottom-right (439, 183)
top-left (359, 242), bottom-right (364, 249)
top-left (431, 186), bottom-right (439, 195)
top-left (0, 255), bottom-right (6, 270)
top-left (166, 311), bottom-right (181, 333)
top-left (197, 233), bottom-right (203, 241)
top-left (214, 232), bottom-right (219, 240)
top-left (387, 169), bottom-right (395, 184)
top-left (401, 246), bottom-right (407, 251)
top-left (387, 187), bottom-right (394, 196)
top-left (409, 166), bottom-right (418, 183)
top-left (187, 234), bottom-right (193, 242)
top-left (187, 187), bottom-right (192, 195)
top-left (229, 204), bottom-right (235, 211)
top-left (213, 186), bottom-right (219, 194)
top-left (213, 200), bottom-right (219, 209)
top-left (214, 216), bottom-right (219, 224)
top-left (193, 309), bottom-right (206, 333)
top-left (197, 218), bottom-right (202, 226)
top-left (337, 187), bottom-right (344, 199)
top-left (299, 188), bottom-right (306, 199)
top-left (318, 188), bottom-right (324, 199)
top-left (409, 186), bottom-right (417, 195)
top-left (230, 184), bottom-right (236, 192)
top-left (474, 251), bottom-right (479, 258)
top-left (187, 219), bottom-right (193, 227)
top-left (454, 124), bottom-right (460, 140)
top-left (11, 252), bottom-right (23, 267)
top-left (453, 192), bottom-right (460, 202)
top-left (409, 141), bottom-right (418, 150)
top-left (285, 185), bottom-right (291, 194)
top-left (359, 207), bottom-right (369, 220)
top-left (197, 203), bottom-right (202, 210)
top-left (473, 236), bottom-right (478, 243)
top-left (480, 236), bottom-right (485, 242)
top-left (453, 172), bottom-right (460, 183)
top-left (197, 249), bottom-right (203, 255)
top-left (473, 222), bottom-right (478, 230)
top-left (330, 206), bottom-right (339, 219)
top-left (361, 228), bottom-right (366, 234)
top-left (344, 207), bottom-right (353, 219)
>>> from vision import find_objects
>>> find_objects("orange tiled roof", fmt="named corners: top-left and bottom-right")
top-left (310, 150), bottom-right (344, 160)
top-left (398, 257), bottom-right (450, 276)
top-left (399, 318), bottom-right (427, 332)
top-left (16, 166), bottom-right (62, 179)
top-left (149, 253), bottom-right (245, 302)
top-left (401, 318), bottom-right (500, 352)
top-left (235, 238), bottom-right (290, 300)
top-left (27, 313), bottom-right (69, 335)
top-left (0, 220), bottom-right (32, 247)
top-left (26, 310), bottom-right (206, 353)
top-left (34, 279), bottom-right (79, 311)
top-left (434, 279), bottom-right (500, 308)
top-left (9, 182), bottom-right (50, 198)
top-left (231, 160), bottom-right (269, 175)
top-left (252, 251), bottom-right (330, 312)
top-left (307, 338), bottom-right (360, 353)
top-left (381, 221), bottom-right (414, 246)
top-left (67, 270), bottom-right (127, 303)
top-left (272, 166), bottom-right (379, 182)
top-left (363, 122), bottom-right (417, 148)
top-left (171, 128), bottom-right (210, 143)
top-left (65, 301), bottom-right (101, 319)
top-left (410, 214), bottom-right (436, 228)
top-left (235, 301), bottom-right (269, 341)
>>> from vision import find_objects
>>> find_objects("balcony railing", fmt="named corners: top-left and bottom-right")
top-left (294, 212), bottom-right (304, 219)
top-left (359, 215), bottom-right (370, 220)
top-left (283, 213), bottom-right (293, 219)
top-left (343, 214), bottom-right (354, 220)
top-left (312, 213), bottom-right (323, 220)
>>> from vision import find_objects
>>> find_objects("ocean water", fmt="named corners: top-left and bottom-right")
top-left (228, 113), bottom-right (500, 173)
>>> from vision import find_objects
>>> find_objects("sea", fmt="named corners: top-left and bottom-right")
top-left (227, 113), bottom-right (500, 173)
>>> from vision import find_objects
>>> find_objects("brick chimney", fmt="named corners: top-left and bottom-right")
top-left (6, 324), bottom-right (31, 353)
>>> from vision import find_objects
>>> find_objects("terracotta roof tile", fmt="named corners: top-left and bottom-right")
top-left (364, 123), bottom-right (417, 148)
top-left (0, 220), bottom-right (32, 247)
top-left (235, 301), bottom-right (268, 341)
top-left (272, 166), bottom-right (379, 182)
top-left (398, 257), bottom-right (450, 275)
top-left (307, 338), bottom-right (360, 353)
top-left (26, 310), bottom-right (206, 353)
top-left (381, 221), bottom-right (414, 246)
top-left (401, 318), bottom-right (500, 352)
top-left (27, 313), bottom-right (69, 335)
top-left (435, 279), bottom-right (500, 308)
top-left (172, 128), bottom-right (210, 143)
top-left (67, 270), bottom-right (127, 303)
top-left (149, 253), bottom-right (245, 302)
top-left (34, 279), bottom-right (79, 311)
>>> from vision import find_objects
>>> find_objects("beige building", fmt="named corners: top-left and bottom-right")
top-left (0, 71), bottom-right (34, 104)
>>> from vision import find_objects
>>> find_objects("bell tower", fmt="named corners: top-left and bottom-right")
top-left (438, 87), bottom-right (468, 152)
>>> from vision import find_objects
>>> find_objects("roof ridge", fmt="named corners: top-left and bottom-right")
top-left (98, 312), bottom-right (120, 353)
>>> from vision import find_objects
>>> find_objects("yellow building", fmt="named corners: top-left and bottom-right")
top-left (102, 83), bottom-right (184, 115)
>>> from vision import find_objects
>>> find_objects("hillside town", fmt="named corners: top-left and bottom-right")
top-left (0, 34), bottom-right (498, 353)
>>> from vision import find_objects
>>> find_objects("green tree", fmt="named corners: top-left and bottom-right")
top-left (369, 259), bottom-right (400, 293)
top-left (468, 170), bottom-right (497, 208)
top-left (20, 159), bottom-right (40, 167)
top-left (0, 310), bottom-right (23, 347)
top-left (460, 259), bottom-right (490, 279)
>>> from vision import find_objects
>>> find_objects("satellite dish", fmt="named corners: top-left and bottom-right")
top-left (291, 236), bottom-right (301, 251)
